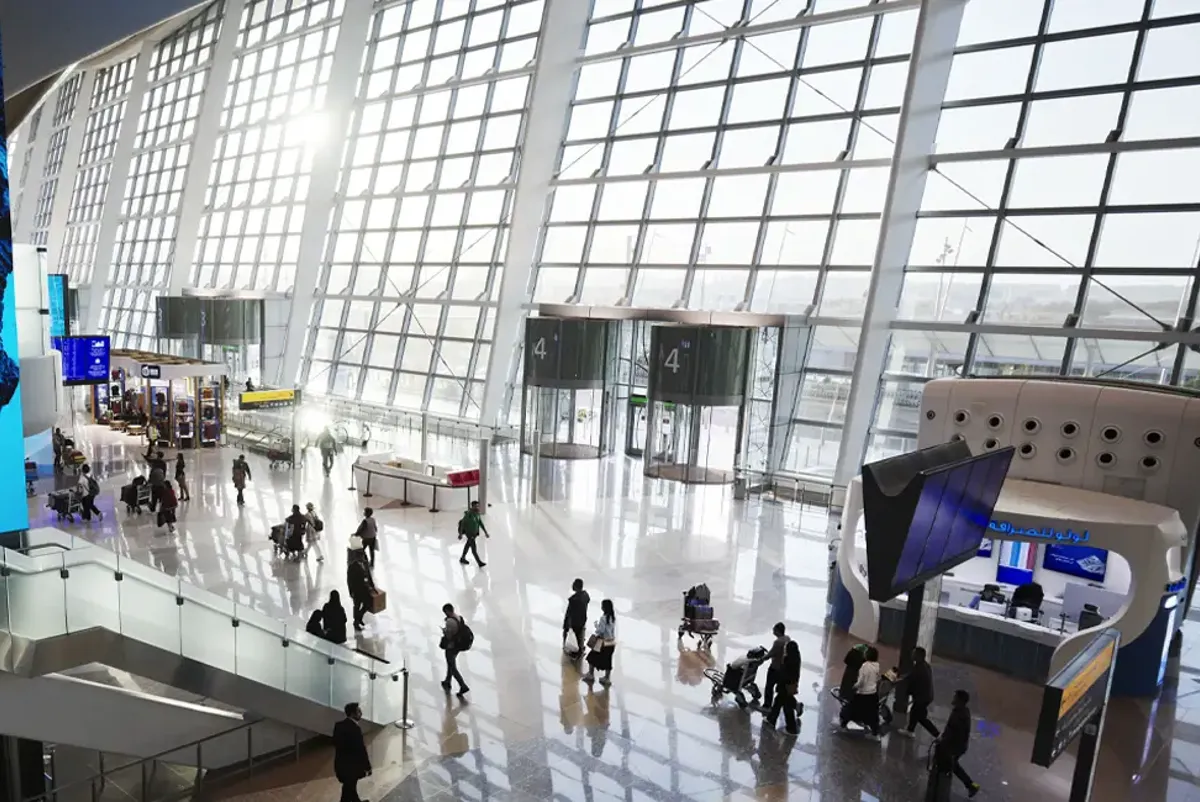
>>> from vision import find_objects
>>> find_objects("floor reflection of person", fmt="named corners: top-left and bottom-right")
top-left (585, 687), bottom-right (610, 758)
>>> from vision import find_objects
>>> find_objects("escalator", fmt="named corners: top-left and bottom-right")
top-left (0, 528), bottom-right (407, 743)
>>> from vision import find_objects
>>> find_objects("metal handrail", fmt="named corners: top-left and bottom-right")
top-left (21, 718), bottom-right (268, 802)
top-left (2, 545), bottom-right (380, 675)
top-left (16, 543), bottom-right (71, 555)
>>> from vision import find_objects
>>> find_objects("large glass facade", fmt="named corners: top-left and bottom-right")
top-left (8, 0), bottom-right (1200, 478)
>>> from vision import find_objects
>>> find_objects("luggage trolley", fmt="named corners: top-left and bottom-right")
top-left (47, 489), bottom-right (83, 522)
top-left (678, 583), bottom-right (720, 649)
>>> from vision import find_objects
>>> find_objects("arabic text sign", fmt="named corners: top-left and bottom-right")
top-left (988, 519), bottom-right (1091, 544)
top-left (1031, 629), bottom-right (1118, 768)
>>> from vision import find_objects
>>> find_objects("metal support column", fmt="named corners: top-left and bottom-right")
top-left (44, 70), bottom-right (97, 269)
top-left (84, 41), bottom-right (155, 335)
top-left (168, 0), bottom-right (248, 294)
top-left (276, 0), bottom-right (375, 387)
top-left (479, 0), bottom-right (593, 429)
top-left (831, 0), bottom-right (968, 497)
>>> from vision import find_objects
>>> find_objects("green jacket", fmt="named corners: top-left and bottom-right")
top-left (459, 510), bottom-right (486, 538)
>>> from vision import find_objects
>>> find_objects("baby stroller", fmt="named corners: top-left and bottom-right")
top-left (678, 583), bottom-right (720, 649)
top-left (121, 476), bottom-right (152, 514)
top-left (47, 488), bottom-right (82, 522)
top-left (267, 441), bottom-right (293, 469)
top-left (704, 646), bottom-right (768, 709)
top-left (270, 522), bottom-right (305, 560)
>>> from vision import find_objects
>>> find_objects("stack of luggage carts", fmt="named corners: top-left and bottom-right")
top-left (678, 583), bottom-right (720, 649)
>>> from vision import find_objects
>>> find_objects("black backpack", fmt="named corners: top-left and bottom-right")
top-left (87, 475), bottom-right (99, 496)
top-left (456, 617), bottom-right (474, 651)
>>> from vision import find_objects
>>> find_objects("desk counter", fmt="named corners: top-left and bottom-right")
top-left (879, 598), bottom-right (1063, 683)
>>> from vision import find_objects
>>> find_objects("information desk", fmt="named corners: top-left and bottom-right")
top-left (352, 453), bottom-right (479, 512)
top-left (879, 595), bottom-right (1064, 683)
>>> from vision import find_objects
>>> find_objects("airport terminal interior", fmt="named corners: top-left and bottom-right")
top-left (6, 0), bottom-right (1200, 800)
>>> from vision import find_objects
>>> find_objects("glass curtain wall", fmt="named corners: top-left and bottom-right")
top-left (60, 57), bottom-right (140, 287)
top-left (865, 0), bottom-right (1200, 466)
top-left (7, 0), bottom-right (1200, 461)
top-left (299, 0), bottom-right (544, 417)
top-left (190, 0), bottom-right (347, 295)
top-left (29, 74), bottom-right (85, 248)
top-left (99, 2), bottom-right (226, 349)
top-left (528, 0), bottom-right (920, 456)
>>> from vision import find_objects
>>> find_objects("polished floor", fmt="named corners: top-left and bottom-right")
top-left (26, 419), bottom-right (1200, 801)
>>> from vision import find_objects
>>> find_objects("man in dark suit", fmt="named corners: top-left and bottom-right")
top-left (333, 702), bottom-right (371, 802)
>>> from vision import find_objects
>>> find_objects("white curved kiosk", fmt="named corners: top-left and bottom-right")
top-left (832, 377), bottom-right (1199, 696)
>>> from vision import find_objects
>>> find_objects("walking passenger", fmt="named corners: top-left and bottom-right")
top-left (935, 689), bottom-right (980, 797)
top-left (78, 464), bottom-right (103, 521)
top-left (440, 603), bottom-right (471, 697)
top-left (305, 502), bottom-right (325, 562)
top-left (839, 645), bottom-right (882, 739)
top-left (765, 640), bottom-right (802, 735)
top-left (174, 452), bottom-right (190, 501)
top-left (147, 451), bottom-right (167, 511)
top-left (563, 578), bottom-right (590, 659)
top-left (898, 647), bottom-right (940, 739)
top-left (581, 599), bottom-right (617, 686)
top-left (232, 454), bottom-right (251, 506)
top-left (762, 622), bottom-right (789, 709)
top-left (347, 553), bottom-right (375, 631)
top-left (332, 702), bottom-right (371, 802)
top-left (158, 479), bottom-right (178, 534)
top-left (457, 500), bottom-right (488, 568)
top-left (355, 508), bottom-right (378, 568)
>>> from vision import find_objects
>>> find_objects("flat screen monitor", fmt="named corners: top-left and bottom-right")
top-left (52, 335), bottom-right (110, 386)
top-left (47, 273), bottom-right (69, 338)
top-left (887, 447), bottom-right (1014, 597)
top-left (1043, 544), bottom-right (1108, 582)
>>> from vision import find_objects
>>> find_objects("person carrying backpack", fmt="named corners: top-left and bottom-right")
top-left (440, 603), bottom-right (473, 697)
top-left (457, 500), bottom-right (489, 568)
top-left (78, 464), bottom-right (103, 521)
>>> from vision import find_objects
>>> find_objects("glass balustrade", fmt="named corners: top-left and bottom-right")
top-left (0, 530), bottom-right (406, 724)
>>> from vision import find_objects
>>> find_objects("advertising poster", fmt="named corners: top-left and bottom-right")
top-left (0, 38), bottom-right (30, 534)
top-left (1043, 544), bottom-right (1109, 582)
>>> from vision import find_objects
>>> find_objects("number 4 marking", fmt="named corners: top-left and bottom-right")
top-left (533, 337), bottom-right (547, 359)
top-left (664, 347), bottom-right (680, 374)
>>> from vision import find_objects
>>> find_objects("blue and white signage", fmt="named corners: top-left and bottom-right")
top-left (1043, 544), bottom-right (1109, 582)
top-left (53, 335), bottom-right (110, 386)
top-left (988, 519), bottom-right (1091, 544)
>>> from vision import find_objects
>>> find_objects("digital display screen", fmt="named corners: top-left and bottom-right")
top-left (892, 472), bottom-right (948, 587)
top-left (918, 461), bottom-right (971, 574)
top-left (53, 335), bottom-right (110, 386)
top-left (1043, 544), bottom-right (1109, 582)
top-left (888, 447), bottom-right (1014, 596)
top-left (47, 273), bottom-right (68, 338)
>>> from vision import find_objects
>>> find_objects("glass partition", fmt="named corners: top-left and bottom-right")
top-left (0, 539), bottom-right (405, 723)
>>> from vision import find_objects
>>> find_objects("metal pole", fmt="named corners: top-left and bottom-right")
top-left (530, 429), bottom-right (540, 504)
top-left (477, 436), bottom-right (490, 508)
top-left (419, 414), bottom-right (429, 463)
top-left (394, 669), bottom-right (415, 730)
top-left (291, 396), bottom-right (300, 501)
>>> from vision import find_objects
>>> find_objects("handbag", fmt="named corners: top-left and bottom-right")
top-left (313, 518), bottom-right (324, 532)
top-left (586, 634), bottom-right (600, 651)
